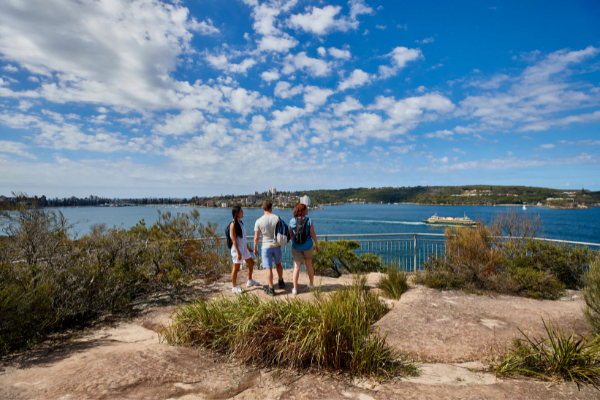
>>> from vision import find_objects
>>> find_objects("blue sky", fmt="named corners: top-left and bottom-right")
top-left (0, 0), bottom-right (599, 198)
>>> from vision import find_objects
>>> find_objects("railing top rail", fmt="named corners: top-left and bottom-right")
top-left (502, 236), bottom-right (600, 247)
top-left (316, 233), bottom-right (446, 238)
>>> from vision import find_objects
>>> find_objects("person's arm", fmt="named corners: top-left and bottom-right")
top-left (231, 222), bottom-right (241, 259)
top-left (310, 223), bottom-right (320, 253)
top-left (254, 230), bottom-right (260, 256)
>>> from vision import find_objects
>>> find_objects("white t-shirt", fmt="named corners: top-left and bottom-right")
top-left (254, 214), bottom-right (280, 249)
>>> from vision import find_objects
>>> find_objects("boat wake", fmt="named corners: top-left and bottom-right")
top-left (317, 218), bottom-right (425, 225)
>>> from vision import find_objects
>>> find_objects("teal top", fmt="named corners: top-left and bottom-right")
top-left (289, 217), bottom-right (313, 251)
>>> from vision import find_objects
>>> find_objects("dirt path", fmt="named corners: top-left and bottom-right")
top-left (0, 271), bottom-right (597, 399)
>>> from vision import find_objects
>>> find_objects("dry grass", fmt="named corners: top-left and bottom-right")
top-left (159, 276), bottom-right (416, 379)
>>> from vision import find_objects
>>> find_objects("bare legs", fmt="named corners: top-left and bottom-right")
top-left (232, 258), bottom-right (255, 288)
top-left (265, 263), bottom-right (283, 288)
top-left (293, 259), bottom-right (315, 292)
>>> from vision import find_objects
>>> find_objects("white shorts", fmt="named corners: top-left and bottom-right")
top-left (231, 246), bottom-right (252, 264)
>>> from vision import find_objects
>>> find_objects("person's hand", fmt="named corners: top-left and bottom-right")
top-left (254, 248), bottom-right (258, 257)
top-left (236, 250), bottom-right (241, 260)
top-left (315, 245), bottom-right (320, 254)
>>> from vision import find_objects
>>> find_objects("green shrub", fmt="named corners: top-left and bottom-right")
top-left (0, 202), bottom-right (227, 354)
top-left (160, 277), bottom-right (416, 378)
top-left (415, 213), bottom-right (596, 299)
top-left (494, 319), bottom-right (600, 387)
top-left (313, 240), bottom-right (382, 278)
top-left (583, 256), bottom-right (600, 336)
top-left (377, 269), bottom-right (409, 300)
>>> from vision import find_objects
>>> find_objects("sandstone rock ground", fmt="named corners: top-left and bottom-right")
top-left (0, 270), bottom-right (597, 399)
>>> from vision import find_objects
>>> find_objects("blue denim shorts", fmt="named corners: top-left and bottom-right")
top-left (261, 247), bottom-right (282, 269)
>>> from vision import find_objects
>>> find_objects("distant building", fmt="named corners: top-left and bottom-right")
top-left (300, 195), bottom-right (311, 206)
top-left (247, 194), bottom-right (256, 203)
top-left (271, 187), bottom-right (276, 195)
top-left (221, 202), bottom-right (228, 207)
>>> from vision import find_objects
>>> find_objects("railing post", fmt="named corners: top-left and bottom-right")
top-left (413, 234), bottom-right (417, 272)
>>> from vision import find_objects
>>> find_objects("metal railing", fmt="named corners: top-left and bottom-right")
top-left (223, 233), bottom-right (600, 271)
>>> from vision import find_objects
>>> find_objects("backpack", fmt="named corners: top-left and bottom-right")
top-left (272, 217), bottom-right (290, 247)
top-left (294, 217), bottom-right (310, 245)
top-left (225, 220), bottom-right (243, 249)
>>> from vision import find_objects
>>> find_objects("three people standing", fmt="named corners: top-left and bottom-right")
top-left (230, 200), bottom-right (319, 296)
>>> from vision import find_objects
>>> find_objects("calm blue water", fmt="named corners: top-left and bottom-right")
top-left (51, 204), bottom-right (600, 244)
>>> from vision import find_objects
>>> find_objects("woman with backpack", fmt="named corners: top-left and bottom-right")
top-left (289, 203), bottom-right (320, 295)
top-left (229, 206), bottom-right (259, 294)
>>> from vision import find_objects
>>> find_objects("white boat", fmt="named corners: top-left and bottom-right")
top-left (523, 205), bottom-right (527, 210)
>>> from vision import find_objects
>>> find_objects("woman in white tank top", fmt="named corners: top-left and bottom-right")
top-left (230, 207), bottom-right (260, 293)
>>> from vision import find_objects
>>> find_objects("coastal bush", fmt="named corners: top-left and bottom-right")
top-left (415, 211), bottom-right (596, 299)
top-left (160, 276), bottom-right (416, 378)
top-left (313, 240), bottom-right (382, 278)
top-left (583, 256), bottom-right (600, 336)
top-left (377, 269), bottom-right (409, 300)
top-left (494, 319), bottom-right (600, 387)
top-left (0, 199), bottom-right (227, 354)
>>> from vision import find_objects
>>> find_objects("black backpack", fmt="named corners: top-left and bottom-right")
top-left (293, 217), bottom-right (310, 245)
top-left (225, 220), bottom-right (243, 249)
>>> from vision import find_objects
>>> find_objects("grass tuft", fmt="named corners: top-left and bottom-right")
top-left (377, 269), bottom-right (409, 300)
top-left (160, 276), bottom-right (416, 379)
top-left (493, 319), bottom-right (600, 388)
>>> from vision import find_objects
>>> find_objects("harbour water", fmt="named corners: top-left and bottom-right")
top-left (50, 204), bottom-right (600, 244)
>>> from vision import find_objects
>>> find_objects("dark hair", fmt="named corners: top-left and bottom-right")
top-left (231, 206), bottom-right (243, 238)
top-left (293, 203), bottom-right (307, 218)
top-left (262, 200), bottom-right (272, 211)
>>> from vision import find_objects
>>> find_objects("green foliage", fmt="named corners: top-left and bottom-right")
top-left (312, 240), bottom-right (382, 277)
top-left (0, 201), bottom-right (227, 354)
top-left (160, 277), bottom-right (416, 378)
top-left (583, 257), bottom-right (600, 336)
top-left (494, 319), bottom-right (600, 387)
top-left (414, 213), bottom-right (597, 299)
top-left (377, 269), bottom-right (409, 300)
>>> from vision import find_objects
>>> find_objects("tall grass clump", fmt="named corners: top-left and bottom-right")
top-left (583, 256), bottom-right (600, 336)
top-left (414, 210), bottom-right (597, 299)
top-left (160, 277), bottom-right (416, 378)
top-left (377, 269), bottom-right (409, 300)
top-left (0, 195), bottom-right (227, 354)
top-left (494, 319), bottom-right (600, 387)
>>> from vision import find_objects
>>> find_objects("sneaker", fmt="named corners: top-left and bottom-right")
top-left (246, 279), bottom-right (260, 287)
top-left (292, 288), bottom-right (298, 296)
top-left (278, 279), bottom-right (285, 289)
top-left (232, 286), bottom-right (243, 294)
top-left (263, 286), bottom-right (275, 297)
top-left (307, 284), bottom-right (313, 291)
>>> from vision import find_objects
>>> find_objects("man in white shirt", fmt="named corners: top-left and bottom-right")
top-left (254, 200), bottom-right (284, 296)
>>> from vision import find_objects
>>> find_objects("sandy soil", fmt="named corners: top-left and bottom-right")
top-left (0, 270), bottom-right (597, 399)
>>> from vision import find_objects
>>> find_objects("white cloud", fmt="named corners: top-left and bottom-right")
top-left (328, 47), bottom-right (351, 60)
top-left (424, 130), bottom-right (454, 139)
top-left (332, 96), bottom-right (362, 116)
top-left (288, 0), bottom-right (372, 35)
top-left (257, 35), bottom-right (298, 52)
top-left (303, 86), bottom-right (334, 108)
top-left (2, 64), bottom-right (18, 72)
top-left (338, 69), bottom-right (371, 91)
top-left (271, 106), bottom-right (306, 128)
top-left (226, 87), bottom-right (273, 116)
top-left (17, 100), bottom-right (34, 111)
top-left (153, 110), bottom-right (205, 136)
top-left (467, 74), bottom-right (509, 89)
top-left (452, 148), bottom-right (466, 154)
top-left (97, 107), bottom-right (108, 113)
top-left (317, 47), bottom-right (327, 57)
top-left (459, 46), bottom-right (600, 131)
top-left (390, 144), bottom-right (416, 154)
top-left (378, 47), bottom-right (423, 79)
top-left (397, 23), bottom-right (408, 30)
top-left (520, 110), bottom-right (600, 132)
top-left (261, 68), bottom-right (280, 83)
top-left (0, 0), bottom-right (230, 112)
top-left (274, 81), bottom-right (304, 99)
top-left (539, 143), bottom-right (555, 149)
top-left (375, 25), bottom-right (386, 30)
top-left (187, 17), bottom-right (220, 35)
top-left (27, 76), bottom-right (39, 82)
top-left (0, 140), bottom-right (36, 158)
top-left (206, 55), bottom-right (257, 74)
top-left (249, 114), bottom-right (268, 132)
top-left (370, 93), bottom-right (455, 126)
top-left (415, 37), bottom-right (434, 44)
top-left (282, 52), bottom-right (330, 77)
